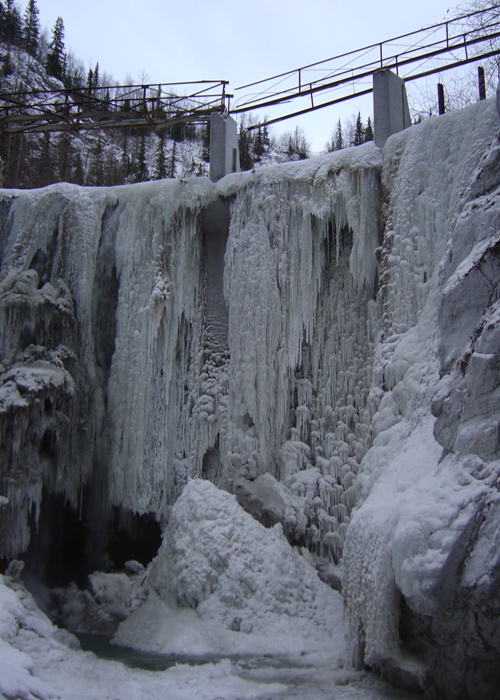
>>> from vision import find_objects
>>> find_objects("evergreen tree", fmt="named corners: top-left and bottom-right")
top-left (22, 0), bottom-right (40, 56)
top-left (0, 2), bottom-right (6, 41)
top-left (353, 112), bottom-right (364, 146)
top-left (2, 46), bottom-right (14, 76)
top-left (73, 151), bottom-right (85, 185)
top-left (167, 140), bottom-right (176, 178)
top-left (122, 129), bottom-right (131, 179)
top-left (86, 68), bottom-right (92, 90)
top-left (262, 124), bottom-right (270, 149)
top-left (45, 17), bottom-right (66, 81)
top-left (36, 132), bottom-right (53, 187)
top-left (238, 122), bottom-right (253, 171)
top-left (201, 122), bottom-right (210, 163)
top-left (253, 126), bottom-right (264, 160)
top-left (154, 134), bottom-right (167, 179)
top-left (57, 130), bottom-right (72, 182)
top-left (334, 119), bottom-right (344, 150)
top-left (4, 0), bottom-right (22, 45)
top-left (135, 132), bottom-right (148, 182)
top-left (364, 116), bottom-right (374, 143)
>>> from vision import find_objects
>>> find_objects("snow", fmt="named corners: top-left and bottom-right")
top-left (146, 479), bottom-right (344, 643)
top-left (0, 504), bottom-right (416, 700)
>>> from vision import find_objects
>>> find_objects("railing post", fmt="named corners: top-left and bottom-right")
top-left (438, 83), bottom-right (446, 114)
top-left (478, 66), bottom-right (486, 100)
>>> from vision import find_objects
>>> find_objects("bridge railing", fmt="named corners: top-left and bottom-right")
top-left (232, 5), bottom-right (500, 127)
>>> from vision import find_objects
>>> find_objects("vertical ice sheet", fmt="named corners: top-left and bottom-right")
top-left (219, 147), bottom-right (382, 557)
top-left (0, 178), bottom-right (216, 558)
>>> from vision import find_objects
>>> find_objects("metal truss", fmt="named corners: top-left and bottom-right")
top-left (0, 80), bottom-right (230, 134)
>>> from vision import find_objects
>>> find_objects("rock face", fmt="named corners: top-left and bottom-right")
top-left (428, 159), bottom-right (500, 697)
top-left (343, 100), bottom-right (500, 699)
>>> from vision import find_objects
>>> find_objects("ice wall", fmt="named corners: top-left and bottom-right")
top-left (343, 99), bottom-right (500, 697)
top-left (0, 146), bottom-right (382, 567)
top-left (1, 97), bottom-right (499, 699)
top-left (218, 149), bottom-right (382, 555)
top-left (0, 179), bottom-right (214, 559)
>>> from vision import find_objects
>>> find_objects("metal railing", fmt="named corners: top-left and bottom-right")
top-left (232, 5), bottom-right (500, 128)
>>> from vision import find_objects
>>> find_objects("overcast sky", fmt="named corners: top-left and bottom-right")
top-left (35, 0), bottom-right (465, 151)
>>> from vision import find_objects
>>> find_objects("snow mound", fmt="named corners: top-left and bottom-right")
top-left (0, 573), bottom-right (62, 700)
top-left (148, 479), bottom-right (344, 642)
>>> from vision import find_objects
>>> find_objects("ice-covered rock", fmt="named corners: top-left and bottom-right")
top-left (52, 562), bottom-right (149, 635)
top-left (344, 99), bottom-right (500, 698)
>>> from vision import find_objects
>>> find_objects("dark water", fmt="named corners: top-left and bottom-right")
top-left (77, 634), bottom-right (221, 671)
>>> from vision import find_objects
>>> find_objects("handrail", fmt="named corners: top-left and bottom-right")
top-left (233, 5), bottom-right (500, 118)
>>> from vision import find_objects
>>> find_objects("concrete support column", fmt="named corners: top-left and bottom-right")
top-left (373, 69), bottom-right (411, 148)
top-left (209, 113), bottom-right (240, 182)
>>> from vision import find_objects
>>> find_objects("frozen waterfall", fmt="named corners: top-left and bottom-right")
top-left (0, 144), bottom-right (382, 568)
top-left (1, 97), bottom-right (500, 699)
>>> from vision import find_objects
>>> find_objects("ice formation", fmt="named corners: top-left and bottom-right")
top-left (1, 93), bottom-right (499, 699)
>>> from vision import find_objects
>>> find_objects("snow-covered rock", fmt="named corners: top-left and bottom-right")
top-left (147, 479), bottom-right (343, 641)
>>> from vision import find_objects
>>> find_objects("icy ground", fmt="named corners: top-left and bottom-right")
top-left (0, 576), bottom-right (418, 700)
top-left (0, 479), bottom-right (421, 700)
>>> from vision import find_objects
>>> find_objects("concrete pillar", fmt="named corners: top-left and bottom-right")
top-left (373, 69), bottom-right (411, 148)
top-left (209, 113), bottom-right (240, 182)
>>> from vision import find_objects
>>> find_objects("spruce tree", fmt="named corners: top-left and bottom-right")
top-left (334, 119), bottom-right (344, 151)
top-left (45, 17), bottom-right (66, 81)
top-left (4, 0), bottom-right (22, 46)
top-left (201, 123), bottom-right (210, 163)
top-left (86, 67), bottom-right (95, 93)
top-left (353, 112), bottom-right (364, 146)
top-left (364, 116), bottom-right (374, 143)
top-left (253, 126), bottom-right (264, 160)
top-left (154, 134), bottom-right (167, 179)
top-left (0, 2), bottom-right (6, 42)
top-left (167, 140), bottom-right (176, 178)
top-left (262, 124), bottom-right (270, 149)
top-left (238, 122), bottom-right (253, 171)
top-left (135, 132), bottom-right (148, 182)
top-left (22, 0), bottom-right (40, 56)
